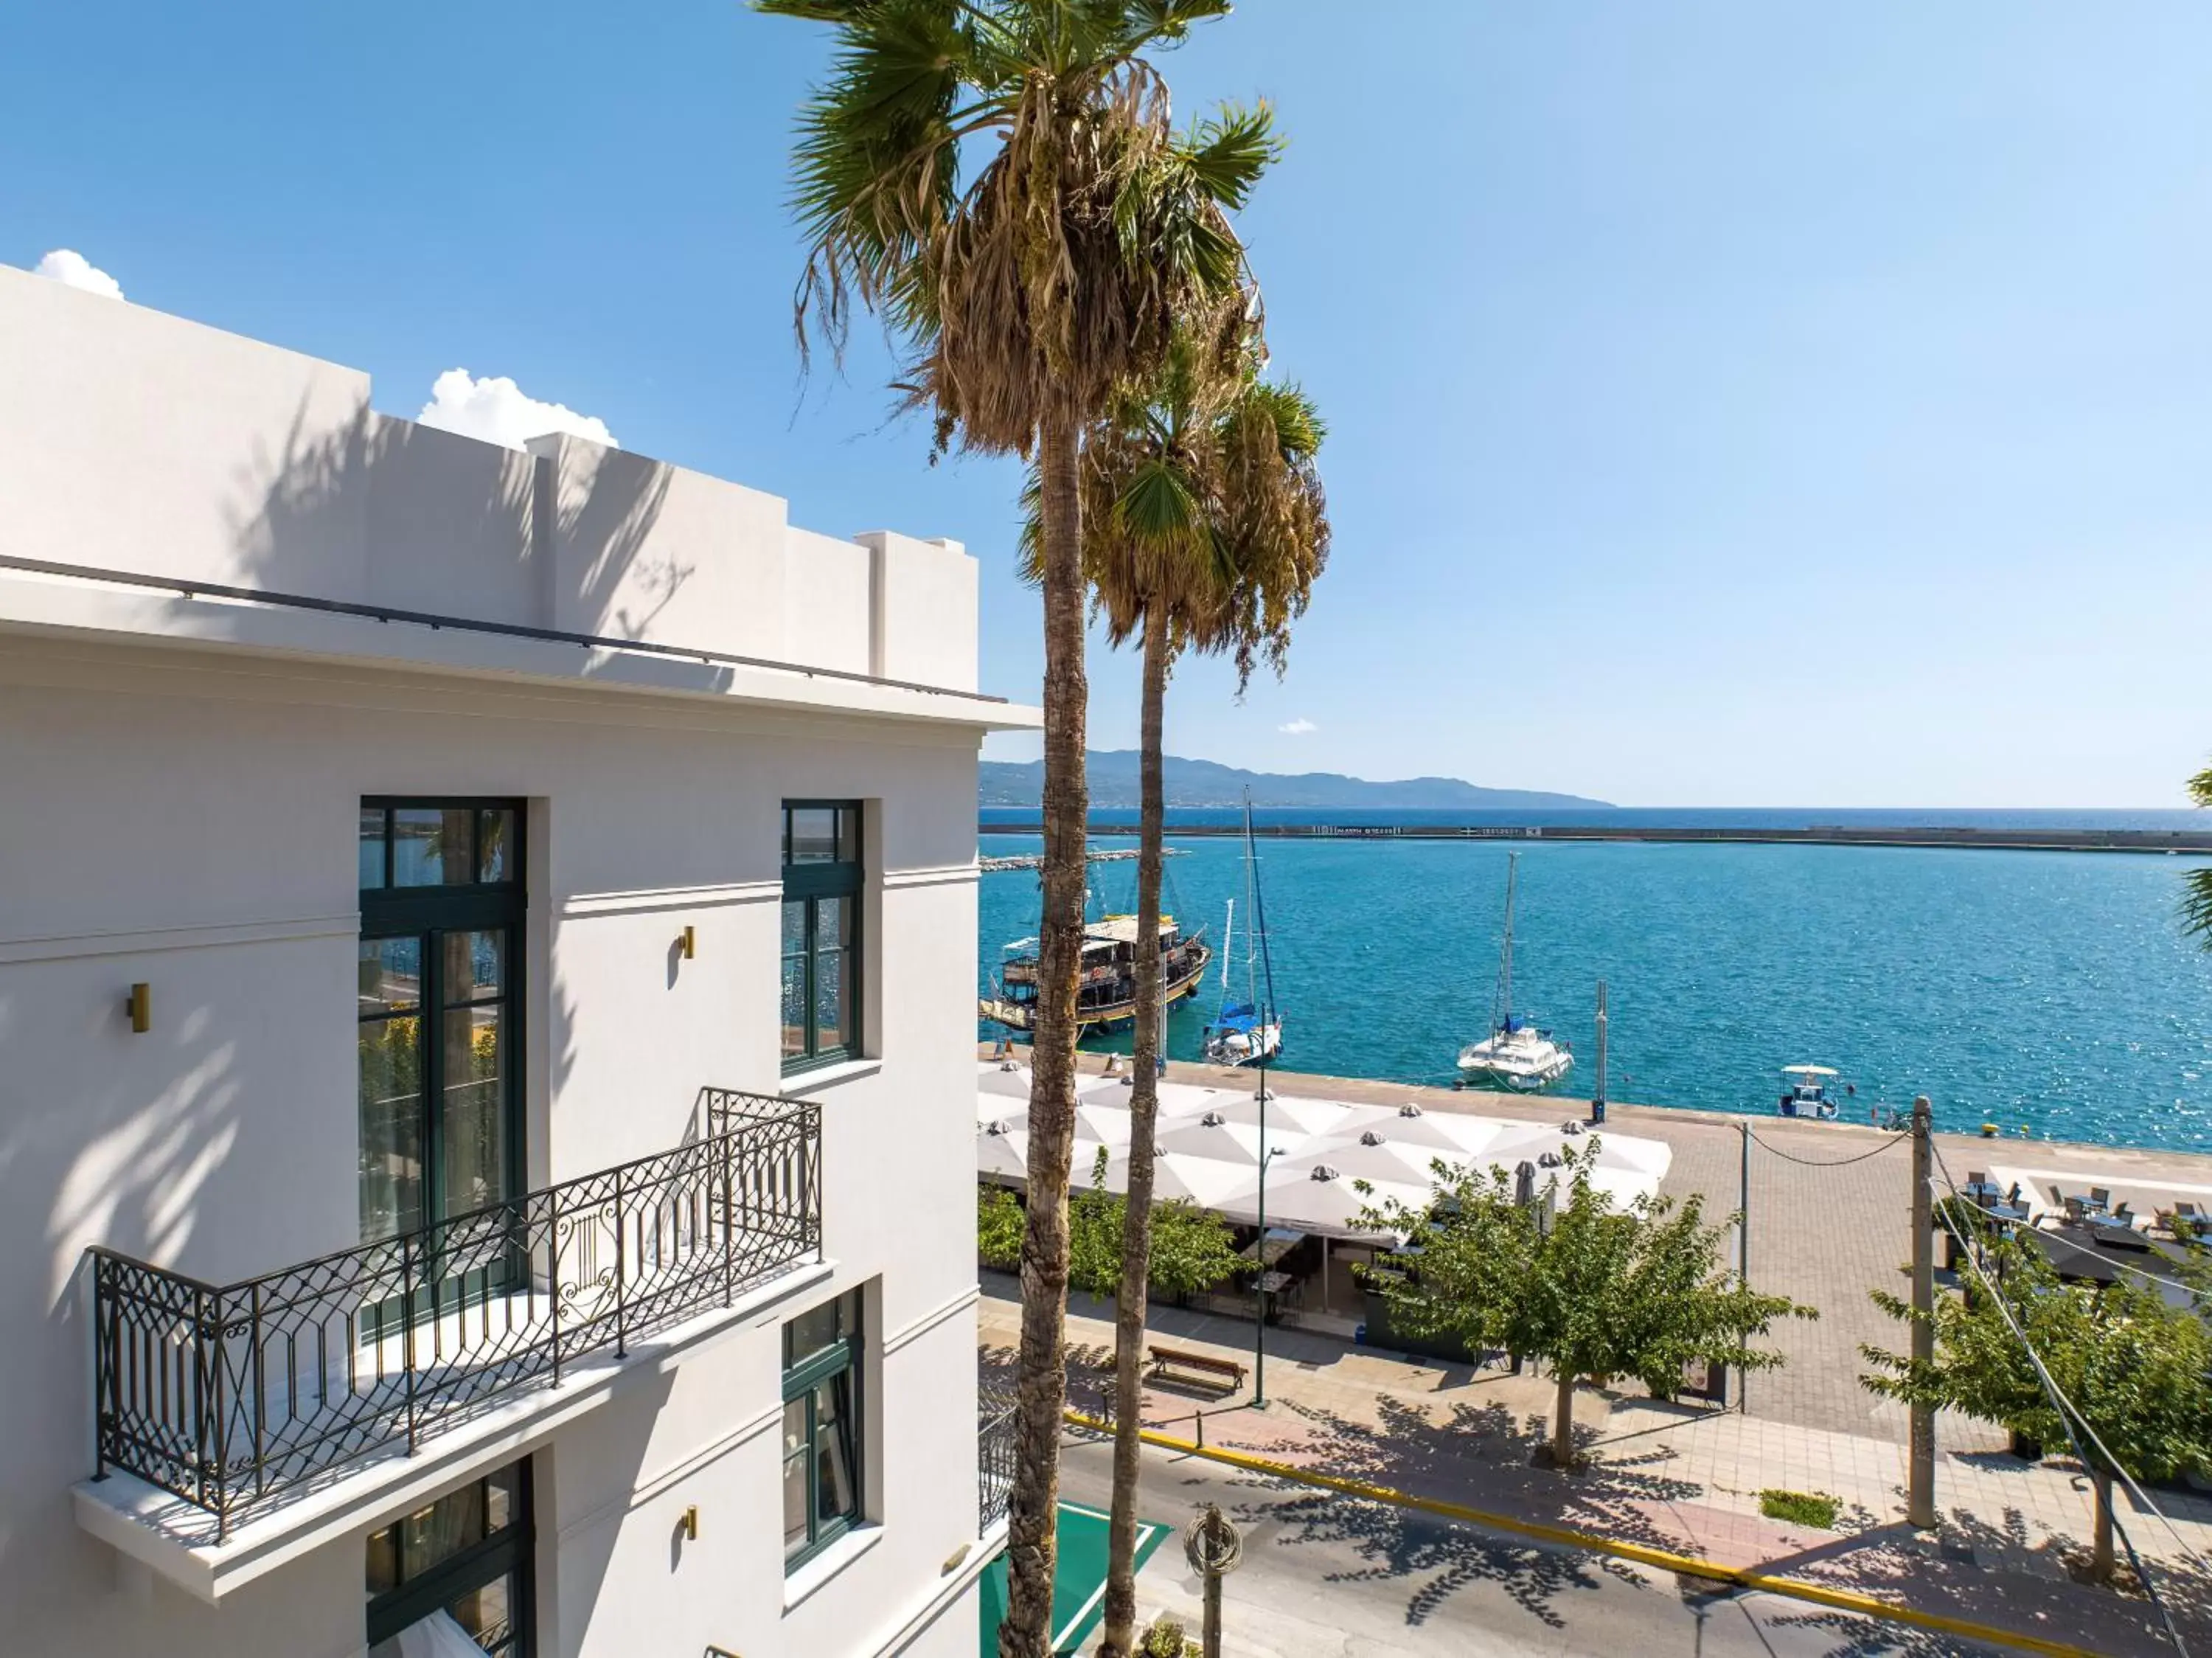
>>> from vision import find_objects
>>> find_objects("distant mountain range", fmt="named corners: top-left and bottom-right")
top-left (978, 751), bottom-right (1612, 811)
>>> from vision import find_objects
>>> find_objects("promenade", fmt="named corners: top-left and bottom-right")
top-left (981, 1049), bottom-right (2212, 1651)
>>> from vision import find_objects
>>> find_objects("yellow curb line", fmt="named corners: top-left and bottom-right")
top-left (1064, 1409), bottom-right (2096, 1658)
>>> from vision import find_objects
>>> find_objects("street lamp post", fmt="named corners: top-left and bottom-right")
top-left (1254, 1062), bottom-right (1269, 1406)
top-left (1253, 1062), bottom-right (1285, 1408)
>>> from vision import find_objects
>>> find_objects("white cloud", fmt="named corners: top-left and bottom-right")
top-left (34, 248), bottom-right (123, 300)
top-left (1279, 718), bottom-right (1318, 735)
top-left (417, 368), bottom-right (617, 451)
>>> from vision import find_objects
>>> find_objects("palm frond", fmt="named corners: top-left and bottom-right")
top-left (1183, 103), bottom-right (1281, 212)
top-left (2185, 867), bottom-right (2212, 948)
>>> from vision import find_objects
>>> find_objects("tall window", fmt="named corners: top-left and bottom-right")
top-left (366, 1460), bottom-right (532, 1656)
top-left (358, 800), bottom-right (525, 1246)
top-left (780, 802), bottom-right (861, 1072)
top-left (782, 1288), bottom-right (865, 1569)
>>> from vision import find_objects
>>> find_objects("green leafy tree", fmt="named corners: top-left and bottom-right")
top-left (758, 8), bottom-right (1267, 1651)
top-left (978, 1155), bottom-right (1242, 1303)
top-left (1357, 1143), bottom-right (1815, 1466)
top-left (1019, 306), bottom-right (1327, 1653)
top-left (979, 1184), bottom-right (1027, 1268)
top-left (1861, 1233), bottom-right (2212, 1582)
top-left (2187, 760), bottom-right (2212, 945)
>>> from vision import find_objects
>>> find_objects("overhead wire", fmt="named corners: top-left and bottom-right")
top-left (1746, 1129), bottom-right (1907, 1168)
top-left (1930, 1142), bottom-right (2211, 1565)
top-left (1924, 1145), bottom-right (2196, 1653)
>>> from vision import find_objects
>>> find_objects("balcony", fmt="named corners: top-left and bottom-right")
top-left (978, 1398), bottom-right (1016, 1534)
top-left (83, 1089), bottom-right (820, 1583)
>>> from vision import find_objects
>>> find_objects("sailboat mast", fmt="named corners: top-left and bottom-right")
top-left (1499, 852), bottom-right (1518, 1033)
top-left (1220, 898), bottom-right (1234, 995)
top-left (1245, 790), bottom-right (1280, 1024)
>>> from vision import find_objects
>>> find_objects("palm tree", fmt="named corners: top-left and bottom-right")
top-left (757, 8), bottom-right (1267, 1654)
top-left (2188, 760), bottom-right (2212, 946)
top-left (1022, 316), bottom-right (1329, 1657)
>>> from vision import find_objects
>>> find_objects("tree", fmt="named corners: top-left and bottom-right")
top-left (2185, 760), bottom-right (2212, 945)
top-left (977, 1156), bottom-right (1245, 1304)
top-left (759, 7), bottom-right (1265, 1653)
top-left (1020, 310), bottom-right (1328, 1654)
top-left (1861, 1232), bottom-right (2212, 1582)
top-left (1357, 1144), bottom-right (1815, 1466)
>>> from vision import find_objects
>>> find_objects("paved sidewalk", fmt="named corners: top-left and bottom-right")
top-left (981, 1280), bottom-right (2212, 1657)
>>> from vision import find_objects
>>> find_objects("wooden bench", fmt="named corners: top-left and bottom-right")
top-left (1147, 1345), bottom-right (1246, 1394)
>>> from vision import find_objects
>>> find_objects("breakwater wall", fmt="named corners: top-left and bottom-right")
top-left (978, 822), bottom-right (2212, 854)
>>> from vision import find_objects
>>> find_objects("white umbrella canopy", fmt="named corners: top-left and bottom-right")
top-left (976, 1122), bottom-right (1029, 1184)
top-left (1280, 1135), bottom-right (1469, 1192)
top-left (1246, 1163), bottom-right (1430, 1240)
top-left (978, 1064), bottom-right (1034, 1102)
top-left (1201, 1092), bottom-right (1361, 1140)
top-left (1349, 1110), bottom-right (1503, 1158)
top-left (1073, 1101), bottom-right (1133, 1151)
top-left (1074, 1075), bottom-right (1234, 1121)
top-left (1113, 1151), bottom-right (1259, 1211)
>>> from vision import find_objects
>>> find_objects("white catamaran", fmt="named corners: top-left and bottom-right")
top-left (1203, 794), bottom-right (1283, 1067)
top-left (1456, 851), bottom-right (1573, 1092)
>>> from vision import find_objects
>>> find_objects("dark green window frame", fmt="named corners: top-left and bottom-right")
top-left (781, 801), bottom-right (863, 1074)
top-left (782, 1288), bottom-right (866, 1570)
top-left (358, 797), bottom-right (529, 1333)
top-left (366, 1458), bottom-right (534, 1657)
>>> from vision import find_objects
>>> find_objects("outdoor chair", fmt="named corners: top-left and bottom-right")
top-left (2062, 1196), bottom-right (2088, 1224)
top-left (2006, 1182), bottom-right (2024, 1206)
top-left (2090, 1187), bottom-right (2112, 1210)
top-left (1968, 1170), bottom-right (1989, 1188)
top-left (2179, 1201), bottom-right (2203, 1221)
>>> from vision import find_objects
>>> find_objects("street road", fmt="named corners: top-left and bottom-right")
top-left (1054, 1434), bottom-right (2003, 1657)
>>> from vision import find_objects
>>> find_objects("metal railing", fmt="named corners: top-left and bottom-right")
top-left (979, 1398), bottom-right (1018, 1532)
top-left (91, 1091), bottom-right (819, 1538)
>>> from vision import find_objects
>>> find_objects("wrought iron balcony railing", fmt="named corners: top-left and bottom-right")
top-left (978, 1398), bottom-right (1018, 1533)
top-left (91, 1090), bottom-right (820, 1539)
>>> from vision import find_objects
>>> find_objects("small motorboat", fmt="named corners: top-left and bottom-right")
top-left (1777, 1064), bottom-right (1843, 1120)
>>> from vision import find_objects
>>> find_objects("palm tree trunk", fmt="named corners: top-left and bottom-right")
top-left (1101, 603), bottom-right (1169, 1658)
top-left (2091, 1466), bottom-right (2115, 1584)
top-left (1551, 1370), bottom-right (1576, 1466)
top-left (1002, 404), bottom-right (1089, 1658)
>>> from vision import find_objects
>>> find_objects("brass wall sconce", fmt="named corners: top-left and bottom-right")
top-left (681, 1504), bottom-right (700, 1541)
top-left (125, 983), bottom-right (151, 1034)
top-left (679, 925), bottom-right (696, 961)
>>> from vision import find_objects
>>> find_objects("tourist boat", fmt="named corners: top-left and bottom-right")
top-left (1777, 1063), bottom-right (1843, 1120)
top-left (1456, 852), bottom-right (1573, 1092)
top-left (1203, 794), bottom-right (1284, 1067)
top-left (979, 912), bottom-right (1211, 1036)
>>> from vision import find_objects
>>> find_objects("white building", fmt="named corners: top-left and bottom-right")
top-left (0, 265), bottom-right (1035, 1658)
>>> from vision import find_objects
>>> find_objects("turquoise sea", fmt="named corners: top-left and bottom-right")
top-left (975, 828), bottom-right (2212, 1152)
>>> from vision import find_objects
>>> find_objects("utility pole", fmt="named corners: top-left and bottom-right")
top-left (1908, 1094), bottom-right (1938, 1529)
top-left (1737, 1117), bottom-right (1750, 1412)
top-left (1184, 1505), bottom-right (1242, 1658)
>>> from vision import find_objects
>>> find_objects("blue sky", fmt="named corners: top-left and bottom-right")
top-left (4, 2), bottom-right (2208, 806)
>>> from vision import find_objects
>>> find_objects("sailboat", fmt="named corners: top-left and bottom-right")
top-left (1203, 794), bottom-right (1283, 1066)
top-left (1455, 851), bottom-right (1573, 1092)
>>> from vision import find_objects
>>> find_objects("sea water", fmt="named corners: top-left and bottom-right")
top-left (975, 831), bottom-right (2212, 1151)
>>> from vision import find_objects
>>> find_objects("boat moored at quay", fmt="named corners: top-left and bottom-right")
top-left (981, 914), bottom-right (1212, 1036)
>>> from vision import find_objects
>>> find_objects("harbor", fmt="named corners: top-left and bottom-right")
top-left (978, 829), bottom-right (2212, 1151)
top-left (981, 819), bottom-right (2212, 854)
top-left (981, 1042), bottom-right (2212, 1443)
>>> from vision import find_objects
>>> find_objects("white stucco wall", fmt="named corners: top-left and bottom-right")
top-left (0, 631), bottom-right (991, 1657)
top-left (0, 263), bottom-right (980, 691)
